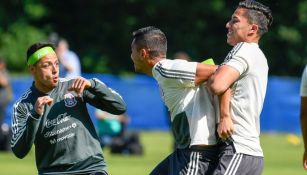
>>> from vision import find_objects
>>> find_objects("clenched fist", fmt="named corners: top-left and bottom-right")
top-left (35, 96), bottom-right (53, 115)
top-left (68, 77), bottom-right (91, 96)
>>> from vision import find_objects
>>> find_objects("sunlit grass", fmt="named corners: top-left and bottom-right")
top-left (0, 132), bottom-right (305, 175)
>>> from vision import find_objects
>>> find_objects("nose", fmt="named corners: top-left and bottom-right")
top-left (226, 21), bottom-right (230, 29)
top-left (52, 63), bottom-right (58, 74)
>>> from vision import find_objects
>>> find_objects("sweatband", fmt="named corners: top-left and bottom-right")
top-left (27, 46), bottom-right (55, 65)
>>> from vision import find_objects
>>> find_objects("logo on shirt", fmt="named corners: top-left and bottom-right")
top-left (45, 112), bottom-right (71, 128)
top-left (64, 93), bottom-right (77, 107)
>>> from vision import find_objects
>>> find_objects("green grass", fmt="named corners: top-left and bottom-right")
top-left (0, 132), bottom-right (305, 175)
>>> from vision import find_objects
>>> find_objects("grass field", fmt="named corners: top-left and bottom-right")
top-left (0, 132), bottom-right (305, 175)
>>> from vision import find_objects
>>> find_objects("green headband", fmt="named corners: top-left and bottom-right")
top-left (27, 46), bottom-right (56, 65)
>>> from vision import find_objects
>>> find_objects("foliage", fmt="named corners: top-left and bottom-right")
top-left (0, 0), bottom-right (47, 72)
top-left (0, 0), bottom-right (306, 76)
top-left (0, 23), bottom-right (46, 72)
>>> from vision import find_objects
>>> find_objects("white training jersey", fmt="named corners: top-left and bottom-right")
top-left (152, 59), bottom-right (217, 148)
top-left (223, 42), bottom-right (268, 157)
top-left (300, 65), bottom-right (307, 97)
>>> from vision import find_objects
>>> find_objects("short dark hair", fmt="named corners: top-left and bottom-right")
top-left (238, 0), bottom-right (273, 36)
top-left (26, 42), bottom-right (55, 64)
top-left (132, 26), bottom-right (167, 57)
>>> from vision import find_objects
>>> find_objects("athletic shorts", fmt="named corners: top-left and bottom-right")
top-left (150, 145), bottom-right (218, 175)
top-left (212, 142), bottom-right (263, 175)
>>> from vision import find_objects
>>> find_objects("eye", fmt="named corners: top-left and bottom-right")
top-left (42, 63), bottom-right (50, 68)
top-left (230, 18), bottom-right (238, 24)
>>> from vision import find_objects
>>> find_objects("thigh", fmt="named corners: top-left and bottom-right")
top-left (212, 143), bottom-right (237, 175)
top-left (150, 149), bottom-right (198, 175)
top-left (182, 151), bottom-right (211, 175)
top-left (212, 144), bottom-right (263, 175)
top-left (177, 147), bottom-right (218, 175)
top-left (233, 155), bottom-right (263, 175)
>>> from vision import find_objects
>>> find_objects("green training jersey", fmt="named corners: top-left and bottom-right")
top-left (11, 78), bottom-right (126, 175)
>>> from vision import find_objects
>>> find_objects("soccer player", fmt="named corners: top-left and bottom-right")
top-left (208, 0), bottom-right (273, 174)
top-left (11, 42), bottom-right (126, 175)
top-left (300, 65), bottom-right (307, 170)
top-left (130, 26), bottom-right (233, 175)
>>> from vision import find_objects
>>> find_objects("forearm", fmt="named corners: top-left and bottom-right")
top-left (208, 65), bottom-right (240, 95)
top-left (217, 88), bottom-right (234, 139)
top-left (11, 110), bottom-right (41, 158)
top-left (219, 89), bottom-right (231, 120)
top-left (85, 78), bottom-right (126, 114)
top-left (195, 64), bottom-right (217, 85)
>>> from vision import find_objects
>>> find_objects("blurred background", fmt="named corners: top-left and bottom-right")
top-left (0, 0), bottom-right (306, 175)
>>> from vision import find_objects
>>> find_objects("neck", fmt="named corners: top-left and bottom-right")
top-left (146, 56), bottom-right (166, 76)
top-left (247, 34), bottom-right (260, 44)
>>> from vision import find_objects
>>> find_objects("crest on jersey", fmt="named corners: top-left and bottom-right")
top-left (64, 93), bottom-right (77, 107)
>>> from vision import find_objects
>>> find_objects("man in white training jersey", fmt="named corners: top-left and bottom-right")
top-left (208, 0), bottom-right (273, 174)
top-left (130, 26), bottom-right (233, 175)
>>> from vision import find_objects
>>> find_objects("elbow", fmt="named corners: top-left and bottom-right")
top-left (208, 81), bottom-right (227, 95)
top-left (11, 140), bottom-right (31, 159)
top-left (113, 107), bottom-right (126, 115)
top-left (11, 147), bottom-right (28, 159)
top-left (111, 102), bottom-right (127, 115)
top-left (15, 153), bottom-right (27, 159)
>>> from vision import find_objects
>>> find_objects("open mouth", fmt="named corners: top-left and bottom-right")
top-left (227, 31), bottom-right (232, 37)
top-left (53, 77), bottom-right (58, 82)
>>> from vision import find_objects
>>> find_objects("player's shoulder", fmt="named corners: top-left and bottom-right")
top-left (237, 42), bottom-right (260, 53)
top-left (154, 59), bottom-right (195, 71)
top-left (59, 77), bottom-right (75, 85)
top-left (13, 88), bottom-right (34, 109)
top-left (226, 42), bottom-right (260, 60)
top-left (153, 59), bottom-right (196, 82)
top-left (55, 78), bottom-right (75, 92)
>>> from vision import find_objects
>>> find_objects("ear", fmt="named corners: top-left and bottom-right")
top-left (140, 48), bottom-right (149, 58)
top-left (249, 24), bottom-right (259, 35)
top-left (28, 65), bottom-right (35, 74)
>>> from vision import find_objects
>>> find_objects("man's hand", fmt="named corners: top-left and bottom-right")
top-left (218, 116), bottom-right (234, 140)
top-left (35, 96), bottom-right (53, 115)
top-left (68, 77), bottom-right (91, 96)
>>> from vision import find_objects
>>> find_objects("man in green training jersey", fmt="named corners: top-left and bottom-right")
top-left (11, 42), bottom-right (126, 175)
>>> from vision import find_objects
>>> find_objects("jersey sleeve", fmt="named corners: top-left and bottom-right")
top-left (301, 66), bottom-right (307, 96)
top-left (83, 78), bottom-right (126, 115)
top-left (153, 60), bottom-right (197, 88)
top-left (223, 43), bottom-right (249, 76)
top-left (11, 102), bottom-right (42, 158)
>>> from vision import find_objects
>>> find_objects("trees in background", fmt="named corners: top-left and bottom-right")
top-left (0, 0), bottom-right (305, 76)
